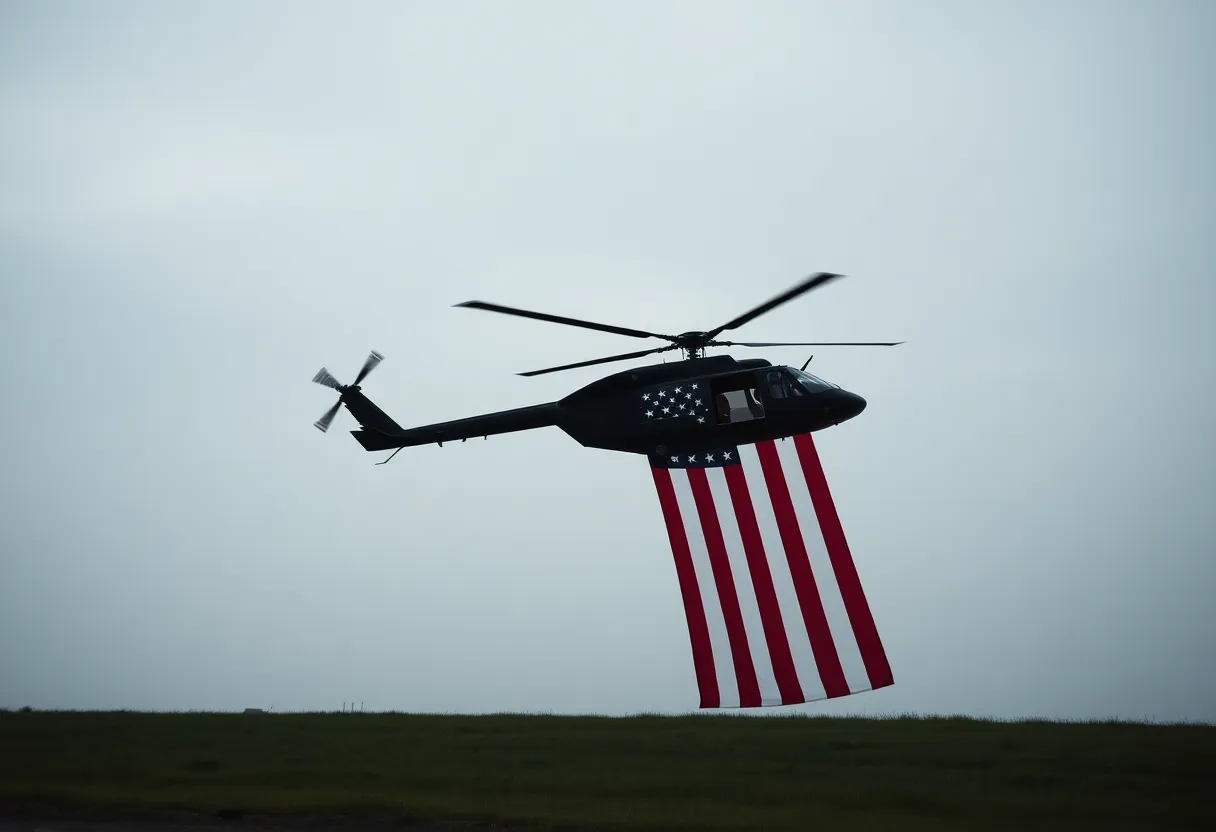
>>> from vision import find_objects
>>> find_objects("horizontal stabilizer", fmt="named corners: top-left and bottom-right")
top-left (351, 430), bottom-right (403, 452)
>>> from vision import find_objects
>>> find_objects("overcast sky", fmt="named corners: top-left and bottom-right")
top-left (2, 0), bottom-right (1213, 722)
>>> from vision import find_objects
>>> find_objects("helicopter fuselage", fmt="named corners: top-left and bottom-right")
top-left (345, 355), bottom-right (867, 458)
top-left (313, 271), bottom-right (899, 458)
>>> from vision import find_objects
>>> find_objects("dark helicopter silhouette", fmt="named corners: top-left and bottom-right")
top-left (311, 272), bottom-right (901, 464)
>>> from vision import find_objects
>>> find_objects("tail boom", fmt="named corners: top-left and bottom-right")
top-left (350, 401), bottom-right (561, 452)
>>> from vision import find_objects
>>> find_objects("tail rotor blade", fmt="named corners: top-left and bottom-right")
top-left (353, 350), bottom-right (384, 386)
top-left (314, 400), bottom-right (342, 433)
top-left (313, 368), bottom-right (342, 390)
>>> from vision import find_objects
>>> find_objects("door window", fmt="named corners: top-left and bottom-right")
top-left (714, 387), bottom-right (765, 424)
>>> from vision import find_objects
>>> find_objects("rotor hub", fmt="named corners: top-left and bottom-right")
top-left (673, 331), bottom-right (712, 358)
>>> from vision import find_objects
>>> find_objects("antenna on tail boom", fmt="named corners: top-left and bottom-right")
top-left (376, 447), bottom-right (405, 465)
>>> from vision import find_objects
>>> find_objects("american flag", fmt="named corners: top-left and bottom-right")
top-left (640, 383), bottom-right (711, 423)
top-left (649, 433), bottom-right (893, 708)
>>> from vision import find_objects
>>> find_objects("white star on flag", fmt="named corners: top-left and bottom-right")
top-left (640, 384), bottom-right (710, 422)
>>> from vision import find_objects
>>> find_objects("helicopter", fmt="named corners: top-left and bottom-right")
top-left (311, 272), bottom-right (902, 464)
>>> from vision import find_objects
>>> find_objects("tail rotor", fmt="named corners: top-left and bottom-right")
top-left (311, 350), bottom-right (384, 433)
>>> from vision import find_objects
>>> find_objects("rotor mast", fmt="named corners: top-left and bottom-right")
top-left (673, 332), bottom-right (711, 360)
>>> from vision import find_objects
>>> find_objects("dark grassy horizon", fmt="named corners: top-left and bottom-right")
top-left (6, 706), bottom-right (1212, 724)
top-left (2, 710), bottom-right (1213, 830)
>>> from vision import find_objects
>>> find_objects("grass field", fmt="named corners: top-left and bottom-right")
top-left (1, 710), bottom-right (1213, 831)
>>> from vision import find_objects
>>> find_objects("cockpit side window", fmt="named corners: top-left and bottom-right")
top-left (766, 370), bottom-right (793, 399)
top-left (789, 367), bottom-right (839, 393)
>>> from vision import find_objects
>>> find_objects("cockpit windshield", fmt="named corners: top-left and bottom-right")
top-left (788, 367), bottom-right (839, 393)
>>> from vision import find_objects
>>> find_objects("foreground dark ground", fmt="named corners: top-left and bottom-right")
top-left (1, 711), bottom-right (1213, 831)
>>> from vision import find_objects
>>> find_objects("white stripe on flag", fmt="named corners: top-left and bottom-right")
top-left (736, 442), bottom-right (827, 702)
top-left (704, 466), bottom-right (782, 706)
top-left (773, 437), bottom-right (872, 694)
top-left (668, 468), bottom-right (739, 707)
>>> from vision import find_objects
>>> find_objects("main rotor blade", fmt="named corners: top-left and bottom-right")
top-left (352, 350), bottom-right (384, 386)
top-left (314, 400), bottom-right (342, 432)
top-left (705, 272), bottom-right (844, 339)
top-left (312, 367), bottom-right (342, 390)
top-left (518, 345), bottom-right (676, 377)
top-left (717, 340), bottom-right (905, 347)
top-left (455, 300), bottom-right (674, 341)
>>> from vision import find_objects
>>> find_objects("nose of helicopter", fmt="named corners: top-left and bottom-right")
top-left (831, 390), bottom-right (867, 423)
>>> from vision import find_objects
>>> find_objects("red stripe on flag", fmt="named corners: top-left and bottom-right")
top-left (651, 467), bottom-right (720, 708)
top-left (793, 434), bottom-right (894, 689)
top-left (686, 467), bottom-right (762, 708)
top-left (723, 464), bottom-right (804, 706)
top-left (755, 440), bottom-right (850, 699)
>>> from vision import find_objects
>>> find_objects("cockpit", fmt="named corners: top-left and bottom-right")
top-left (766, 367), bottom-right (840, 400)
top-left (706, 366), bottom-right (845, 426)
